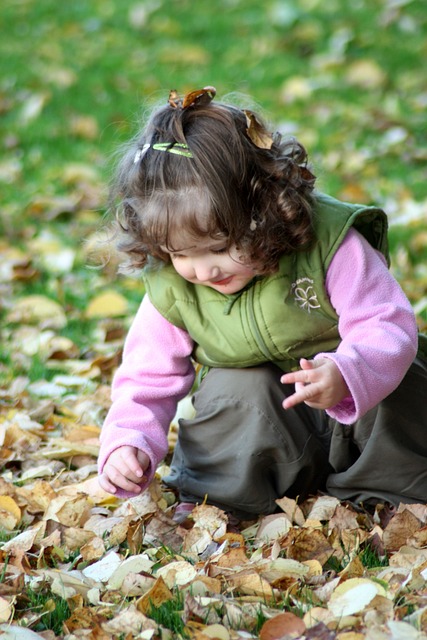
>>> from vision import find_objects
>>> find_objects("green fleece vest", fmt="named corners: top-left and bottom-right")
top-left (143, 192), bottom-right (389, 372)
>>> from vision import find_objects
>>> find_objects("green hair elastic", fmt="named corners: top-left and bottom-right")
top-left (134, 142), bottom-right (193, 163)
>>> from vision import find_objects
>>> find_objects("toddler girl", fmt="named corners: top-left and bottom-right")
top-left (98, 86), bottom-right (427, 519)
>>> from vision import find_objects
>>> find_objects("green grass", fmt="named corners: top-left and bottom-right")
top-left (148, 592), bottom-right (189, 638)
top-left (1, 0), bottom-right (426, 211)
top-left (24, 588), bottom-right (71, 636)
top-left (359, 543), bottom-right (389, 569)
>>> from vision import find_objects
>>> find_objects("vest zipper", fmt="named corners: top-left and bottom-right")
top-left (247, 285), bottom-right (273, 360)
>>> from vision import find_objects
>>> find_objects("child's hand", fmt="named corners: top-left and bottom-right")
top-left (281, 357), bottom-right (350, 411)
top-left (98, 446), bottom-right (150, 495)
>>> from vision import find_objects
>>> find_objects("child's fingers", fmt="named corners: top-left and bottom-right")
top-left (112, 447), bottom-right (147, 481)
top-left (98, 473), bottom-right (118, 494)
top-left (281, 358), bottom-right (323, 386)
top-left (101, 465), bottom-right (144, 494)
top-left (282, 381), bottom-right (321, 410)
top-left (123, 455), bottom-right (144, 479)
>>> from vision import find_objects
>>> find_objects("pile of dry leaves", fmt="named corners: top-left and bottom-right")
top-left (0, 382), bottom-right (427, 639)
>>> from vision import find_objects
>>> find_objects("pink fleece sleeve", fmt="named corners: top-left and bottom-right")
top-left (316, 228), bottom-right (418, 423)
top-left (98, 295), bottom-right (195, 494)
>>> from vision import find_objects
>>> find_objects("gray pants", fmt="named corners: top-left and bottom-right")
top-left (165, 359), bottom-right (427, 517)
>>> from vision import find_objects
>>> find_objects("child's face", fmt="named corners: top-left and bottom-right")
top-left (162, 236), bottom-right (257, 294)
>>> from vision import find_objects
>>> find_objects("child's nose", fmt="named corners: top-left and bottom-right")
top-left (193, 259), bottom-right (219, 282)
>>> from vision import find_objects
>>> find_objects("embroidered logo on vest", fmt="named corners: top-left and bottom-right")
top-left (291, 277), bottom-right (321, 313)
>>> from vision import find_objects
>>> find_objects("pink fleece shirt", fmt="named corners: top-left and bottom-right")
top-left (98, 229), bottom-right (418, 490)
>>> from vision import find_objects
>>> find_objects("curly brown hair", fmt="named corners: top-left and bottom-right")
top-left (110, 92), bottom-right (316, 274)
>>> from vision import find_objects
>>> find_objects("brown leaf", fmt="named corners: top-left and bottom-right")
top-left (286, 528), bottom-right (334, 566)
top-left (135, 576), bottom-right (173, 614)
top-left (244, 110), bottom-right (273, 149)
top-left (383, 509), bottom-right (422, 552)
top-left (276, 495), bottom-right (306, 526)
top-left (214, 546), bottom-right (250, 569)
top-left (260, 612), bottom-right (306, 640)
top-left (304, 621), bottom-right (337, 639)
top-left (182, 86), bottom-right (216, 108)
top-left (328, 504), bottom-right (360, 532)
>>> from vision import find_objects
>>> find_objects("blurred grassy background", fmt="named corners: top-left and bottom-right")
top-left (1, 0), bottom-right (427, 363)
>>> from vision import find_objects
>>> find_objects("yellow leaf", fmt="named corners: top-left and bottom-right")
top-left (85, 290), bottom-right (129, 318)
top-left (199, 624), bottom-right (231, 640)
top-left (226, 571), bottom-right (274, 599)
top-left (44, 495), bottom-right (90, 527)
top-left (6, 295), bottom-right (67, 328)
top-left (280, 76), bottom-right (313, 103)
top-left (0, 596), bottom-right (13, 623)
top-left (345, 59), bottom-right (386, 89)
top-left (136, 576), bottom-right (173, 614)
top-left (0, 496), bottom-right (21, 529)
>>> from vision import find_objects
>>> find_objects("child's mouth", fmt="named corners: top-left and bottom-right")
top-left (212, 276), bottom-right (233, 286)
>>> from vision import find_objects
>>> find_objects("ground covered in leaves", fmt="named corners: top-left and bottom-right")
top-left (1, 434), bottom-right (427, 640)
top-left (1, 244), bottom-right (427, 639)
top-left (1, 0), bottom-right (427, 637)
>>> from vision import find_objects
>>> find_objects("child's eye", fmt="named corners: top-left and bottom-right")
top-left (211, 247), bottom-right (228, 254)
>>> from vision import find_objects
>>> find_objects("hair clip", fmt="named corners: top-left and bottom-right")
top-left (133, 142), bottom-right (193, 163)
top-left (153, 142), bottom-right (193, 157)
top-left (133, 143), bottom-right (150, 164)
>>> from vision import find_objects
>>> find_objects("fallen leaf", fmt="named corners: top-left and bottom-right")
top-left (276, 495), bottom-right (306, 526)
top-left (0, 624), bottom-right (46, 639)
top-left (383, 509), bottom-right (422, 551)
top-left (345, 59), bottom-right (386, 89)
top-left (6, 295), bottom-right (67, 328)
top-left (156, 560), bottom-right (198, 588)
top-left (0, 496), bottom-right (21, 530)
top-left (101, 604), bottom-right (158, 636)
top-left (308, 496), bottom-right (340, 522)
top-left (328, 578), bottom-right (388, 617)
top-left (256, 513), bottom-right (292, 541)
top-left (81, 550), bottom-right (123, 583)
top-left (0, 596), bottom-right (13, 623)
top-left (108, 553), bottom-right (154, 589)
top-left (136, 576), bottom-right (174, 614)
top-left (85, 290), bottom-right (129, 318)
top-left (286, 528), bottom-right (334, 565)
top-left (197, 624), bottom-right (230, 640)
top-left (260, 611), bottom-right (306, 640)
top-left (226, 570), bottom-right (274, 599)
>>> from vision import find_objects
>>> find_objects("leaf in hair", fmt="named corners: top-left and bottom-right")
top-left (168, 89), bottom-right (181, 108)
top-left (244, 110), bottom-right (273, 150)
top-left (182, 86), bottom-right (216, 109)
top-left (300, 166), bottom-right (316, 184)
